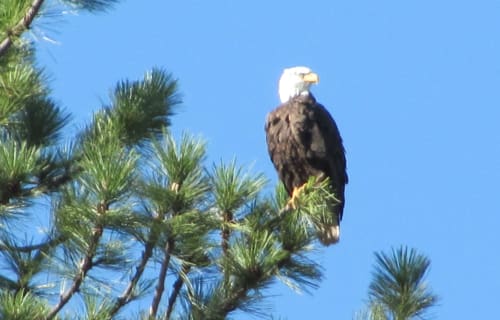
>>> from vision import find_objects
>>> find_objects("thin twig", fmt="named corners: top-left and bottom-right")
top-left (164, 264), bottom-right (190, 320)
top-left (0, 235), bottom-right (65, 252)
top-left (110, 239), bottom-right (155, 315)
top-left (219, 285), bottom-right (249, 315)
top-left (0, 0), bottom-right (45, 57)
top-left (45, 225), bottom-right (103, 320)
top-left (149, 238), bottom-right (174, 318)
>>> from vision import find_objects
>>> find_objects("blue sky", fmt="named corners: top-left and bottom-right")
top-left (34, 0), bottom-right (500, 318)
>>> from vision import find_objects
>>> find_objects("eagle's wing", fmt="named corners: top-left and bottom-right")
top-left (304, 102), bottom-right (347, 185)
top-left (289, 97), bottom-right (347, 217)
top-left (265, 104), bottom-right (296, 195)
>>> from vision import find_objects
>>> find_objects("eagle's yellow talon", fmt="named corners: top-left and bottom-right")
top-left (287, 184), bottom-right (307, 210)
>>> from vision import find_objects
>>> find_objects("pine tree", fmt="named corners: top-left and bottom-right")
top-left (0, 2), bottom-right (339, 319)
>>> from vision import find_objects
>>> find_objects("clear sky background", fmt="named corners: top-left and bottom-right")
top-left (34, 0), bottom-right (500, 318)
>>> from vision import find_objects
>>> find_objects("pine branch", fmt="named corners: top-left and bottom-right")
top-left (187, 183), bottom-right (330, 319)
top-left (14, 97), bottom-right (72, 147)
top-left (0, 289), bottom-right (51, 319)
top-left (211, 160), bottom-right (267, 256)
top-left (0, 0), bottom-right (119, 58)
top-left (368, 246), bottom-right (438, 320)
top-left (219, 251), bottom-right (292, 316)
top-left (219, 285), bottom-right (249, 315)
top-left (0, 0), bottom-right (45, 57)
top-left (82, 69), bottom-right (181, 148)
top-left (0, 140), bottom-right (40, 205)
top-left (45, 221), bottom-right (104, 320)
top-left (149, 237), bottom-right (175, 318)
top-left (0, 236), bottom-right (64, 252)
top-left (165, 264), bottom-right (190, 320)
top-left (221, 211), bottom-right (233, 255)
top-left (36, 167), bottom-right (75, 193)
top-left (0, 235), bottom-right (65, 285)
top-left (36, 150), bottom-right (82, 194)
top-left (0, 233), bottom-right (62, 295)
top-left (110, 232), bottom-right (156, 315)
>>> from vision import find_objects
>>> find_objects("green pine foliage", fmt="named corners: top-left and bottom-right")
top-left (0, 1), bottom-right (35, 34)
top-left (368, 247), bottom-right (438, 320)
top-left (0, 289), bottom-right (51, 320)
top-left (355, 246), bottom-right (438, 320)
top-left (0, 2), bottom-right (439, 320)
top-left (61, 1), bottom-right (120, 12)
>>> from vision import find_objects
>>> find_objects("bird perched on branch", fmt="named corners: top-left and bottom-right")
top-left (265, 66), bottom-right (348, 245)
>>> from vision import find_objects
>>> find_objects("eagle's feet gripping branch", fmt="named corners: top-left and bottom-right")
top-left (285, 180), bottom-right (341, 246)
top-left (286, 184), bottom-right (307, 210)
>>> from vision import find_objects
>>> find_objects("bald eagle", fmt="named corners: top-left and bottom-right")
top-left (265, 66), bottom-right (347, 245)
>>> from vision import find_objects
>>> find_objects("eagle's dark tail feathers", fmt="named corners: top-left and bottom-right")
top-left (311, 177), bottom-right (342, 246)
top-left (316, 207), bottom-right (341, 246)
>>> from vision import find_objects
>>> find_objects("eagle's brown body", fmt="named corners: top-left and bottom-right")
top-left (265, 94), bottom-right (347, 240)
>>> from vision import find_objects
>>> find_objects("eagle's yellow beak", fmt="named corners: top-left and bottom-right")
top-left (302, 72), bottom-right (319, 84)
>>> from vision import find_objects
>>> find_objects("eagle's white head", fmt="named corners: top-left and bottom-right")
top-left (278, 66), bottom-right (319, 103)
